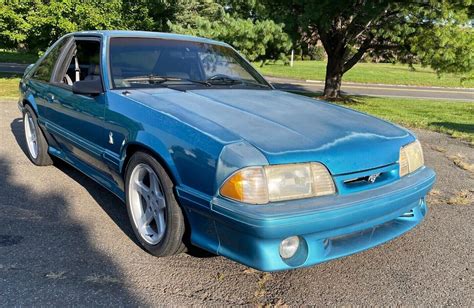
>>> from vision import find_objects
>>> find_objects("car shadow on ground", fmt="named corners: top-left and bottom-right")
top-left (0, 154), bottom-right (142, 305)
top-left (10, 117), bottom-right (137, 242)
top-left (10, 117), bottom-right (215, 259)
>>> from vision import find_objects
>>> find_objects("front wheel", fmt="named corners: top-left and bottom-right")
top-left (125, 151), bottom-right (186, 256)
top-left (23, 104), bottom-right (53, 166)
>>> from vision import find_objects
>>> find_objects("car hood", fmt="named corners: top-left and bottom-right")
top-left (122, 88), bottom-right (414, 175)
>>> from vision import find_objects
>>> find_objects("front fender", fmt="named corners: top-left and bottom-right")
top-left (215, 141), bottom-right (268, 193)
top-left (119, 131), bottom-right (182, 185)
top-left (19, 89), bottom-right (39, 115)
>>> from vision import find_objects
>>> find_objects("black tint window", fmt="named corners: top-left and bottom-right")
top-left (33, 38), bottom-right (69, 82)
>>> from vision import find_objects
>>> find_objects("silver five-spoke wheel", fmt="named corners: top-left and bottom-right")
top-left (22, 105), bottom-right (52, 166)
top-left (24, 112), bottom-right (38, 159)
top-left (128, 163), bottom-right (167, 245)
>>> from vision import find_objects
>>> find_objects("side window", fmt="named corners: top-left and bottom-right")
top-left (59, 40), bottom-right (101, 86)
top-left (32, 38), bottom-right (70, 82)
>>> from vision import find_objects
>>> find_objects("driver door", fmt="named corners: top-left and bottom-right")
top-left (46, 36), bottom-right (110, 177)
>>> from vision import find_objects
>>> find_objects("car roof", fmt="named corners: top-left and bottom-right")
top-left (70, 30), bottom-right (229, 47)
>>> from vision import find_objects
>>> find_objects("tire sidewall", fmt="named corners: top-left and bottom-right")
top-left (125, 151), bottom-right (184, 256)
top-left (23, 105), bottom-right (44, 165)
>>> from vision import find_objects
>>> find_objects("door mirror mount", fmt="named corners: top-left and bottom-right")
top-left (72, 78), bottom-right (103, 96)
top-left (24, 63), bottom-right (35, 77)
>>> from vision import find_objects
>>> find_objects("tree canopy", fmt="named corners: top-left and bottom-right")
top-left (0, 0), bottom-right (291, 62)
top-left (0, 0), bottom-right (123, 50)
top-left (260, 0), bottom-right (473, 97)
top-left (0, 0), bottom-right (472, 97)
top-left (168, 0), bottom-right (291, 62)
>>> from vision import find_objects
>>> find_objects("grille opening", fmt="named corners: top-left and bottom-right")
top-left (344, 172), bottom-right (383, 185)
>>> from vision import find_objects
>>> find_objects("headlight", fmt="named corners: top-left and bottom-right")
top-left (399, 140), bottom-right (424, 177)
top-left (219, 163), bottom-right (336, 204)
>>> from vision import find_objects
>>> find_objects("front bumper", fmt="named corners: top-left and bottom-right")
top-left (210, 166), bottom-right (436, 271)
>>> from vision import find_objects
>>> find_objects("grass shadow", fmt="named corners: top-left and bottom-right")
top-left (0, 49), bottom-right (37, 64)
top-left (289, 90), bottom-right (366, 104)
top-left (0, 72), bottom-right (22, 78)
top-left (430, 122), bottom-right (474, 135)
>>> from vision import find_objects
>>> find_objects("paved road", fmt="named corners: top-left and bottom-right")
top-left (267, 77), bottom-right (474, 102)
top-left (1, 100), bottom-right (472, 306)
top-left (0, 63), bottom-right (29, 74)
top-left (1, 63), bottom-right (472, 101)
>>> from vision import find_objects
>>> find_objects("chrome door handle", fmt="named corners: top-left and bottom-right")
top-left (46, 94), bottom-right (58, 103)
top-left (46, 94), bottom-right (56, 103)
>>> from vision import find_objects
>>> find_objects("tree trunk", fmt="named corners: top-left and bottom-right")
top-left (323, 54), bottom-right (344, 99)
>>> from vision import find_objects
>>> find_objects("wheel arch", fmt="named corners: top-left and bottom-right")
top-left (21, 93), bottom-right (39, 115)
top-left (120, 141), bottom-right (181, 186)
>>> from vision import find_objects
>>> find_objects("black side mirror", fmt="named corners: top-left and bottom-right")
top-left (72, 78), bottom-right (103, 96)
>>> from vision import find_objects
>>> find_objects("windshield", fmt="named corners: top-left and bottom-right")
top-left (109, 37), bottom-right (270, 89)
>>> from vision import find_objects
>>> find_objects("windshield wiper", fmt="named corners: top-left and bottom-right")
top-left (205, 75), bottom-right (243, 85)
top-left (204, 76), bottom-right (269, 88)
top-left (242, 81), bottom-right (271, 89)
top-left (123, 75), bottom-right (169, 84)
top-left (181, 78), bottom-right (212, 87)
top-left (124, 75), bottom-right (211, 87)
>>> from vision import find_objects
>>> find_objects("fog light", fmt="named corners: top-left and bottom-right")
top-left (279, 236), bottom-right (300, 259)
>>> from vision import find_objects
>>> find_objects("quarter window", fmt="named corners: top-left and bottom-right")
top-left (32, 37), bottom-right (70, 82)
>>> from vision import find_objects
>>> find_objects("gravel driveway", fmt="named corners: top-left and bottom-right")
top-left (0, 100), bottom-right (472, 306)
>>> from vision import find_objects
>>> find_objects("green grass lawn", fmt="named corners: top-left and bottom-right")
top-left (0, 74), bottom-right (20, 99)
top-left (0, 49), bottom-right (38, 64)
top-left (296, 92), bottom-right (473, 144)
top-left (342, 97), bottom-right (473, 144)
top-left (256, 61), bottom-right (474, 88)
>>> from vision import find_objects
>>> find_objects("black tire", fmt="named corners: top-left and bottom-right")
top-left (23, 104), bottom-right (53, 166)
top-left (125, 151), bottom-right (186, 257)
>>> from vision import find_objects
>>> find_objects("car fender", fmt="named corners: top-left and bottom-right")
top-left (215, 141), bottom-right (269, 193)
top-left (119, 131), bottom-right (182, 185)
top-left (20, 91), bottom-right (39, 115)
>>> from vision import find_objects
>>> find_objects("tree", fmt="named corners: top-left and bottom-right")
top-left (28, 0), bottom-right (124, 51)
top-left (261, 0), bottom-right (473, 99)
top-left (0, 0), bottom-right (33, 49)
top-left (216, 0), bottom-right (265, 19)
top-left (0, 0), bottom-right (124, 51)
top-left (0, 0), bottom-right (291, 63)
top-left (168, 0), bottom-right (291, 62)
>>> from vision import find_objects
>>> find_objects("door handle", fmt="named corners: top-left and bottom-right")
top-left (46, 94), bottom-right (56, 103)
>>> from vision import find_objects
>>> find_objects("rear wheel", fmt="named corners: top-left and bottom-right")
top-left (23, 104), bottom-right (53, 166)
top-left (125, 151), bottom-right (186, 256)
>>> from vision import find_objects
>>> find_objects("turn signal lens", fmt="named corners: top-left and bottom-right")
top-left (399, 140), bottom-right (424, 177)
top-left (219, 167), bottom-right (269, 204)
top-left (310, 163), bottom-right (337, 197)
top-left (219, 163), bottom-right (335, 204)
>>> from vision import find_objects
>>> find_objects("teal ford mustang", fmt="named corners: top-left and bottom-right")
top-left (18, 31), bottom-right (435, 271)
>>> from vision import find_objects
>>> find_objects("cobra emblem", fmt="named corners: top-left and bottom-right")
top-left (367, 173), bottom-right (380, 183)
